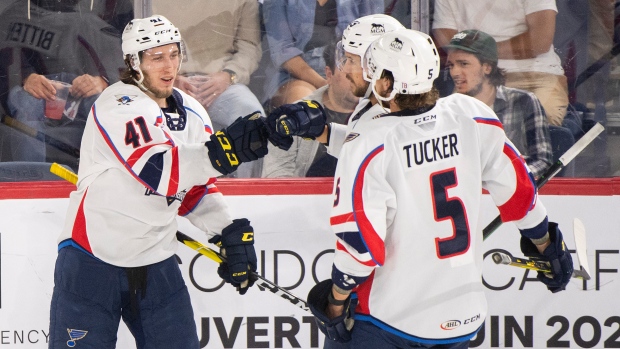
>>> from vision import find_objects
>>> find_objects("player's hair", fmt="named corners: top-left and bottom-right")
top-left (120, 54), bottom-right (141, 85)
top-left (394, 87), bottom-right (440, 110)
top-left (381, 69), bottom-right (440, 109)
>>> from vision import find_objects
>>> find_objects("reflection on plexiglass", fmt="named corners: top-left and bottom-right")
top-left (0, 0), bottom-right (618, 179)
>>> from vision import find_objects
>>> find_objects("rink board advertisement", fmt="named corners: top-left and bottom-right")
top-left (0, 180), bottom-right (619, 348)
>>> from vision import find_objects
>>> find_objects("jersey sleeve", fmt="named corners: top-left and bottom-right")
top-left (330, 140), bottom-right (394, 291)
top-left (476, 112), bottom-right (547, 236)
top-left (90, 86), bottom-right (223, 197)
top-left (178, 179), bottom-right (233, 238)
top-left (326, 122), bottom-right (347, 158)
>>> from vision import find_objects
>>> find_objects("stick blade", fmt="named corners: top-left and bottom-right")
top-left (573, 218), bottom-right (591, 280)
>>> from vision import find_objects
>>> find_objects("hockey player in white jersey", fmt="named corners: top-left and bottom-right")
top-left (305, 29), bottom-right (574, 348)
top-left (47, 15), bottom-right (287, 348)
top-left (266, 14), bottom-right (404, 157)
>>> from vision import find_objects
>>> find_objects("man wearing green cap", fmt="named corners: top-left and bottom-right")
top-left (445, 30), bottom-right (552, 179)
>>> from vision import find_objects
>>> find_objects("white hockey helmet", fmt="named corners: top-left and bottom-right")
top-left (121, 15), bottom-right (183, 73)
top-left (364, 29), bottom-right (440, 101)
top-left (341, 14), bottom-right (405, 57)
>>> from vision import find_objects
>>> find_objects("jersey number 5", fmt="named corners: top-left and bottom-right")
top-left (125, 116), bottom-right (153, 148)
top-left (430, 168), bottom-right (470, 259)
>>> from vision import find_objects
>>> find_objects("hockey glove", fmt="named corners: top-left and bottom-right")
top-left (205, 111), bottom-right (269, 175)
top-left (208, 219), bottom-right (258, 295)
top-left (267, 100), bottom-right (327, 141)
top-left (520, 222), bottom-right (574, 293)
top-left (307, 279), bottom-right (357, 343)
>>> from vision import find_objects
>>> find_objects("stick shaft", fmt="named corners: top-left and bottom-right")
top-left (49, 165), bottom-right (311, 312)
top-left (483, 123), bottom-right (604, 240)
top-left (176, 232), bottom-right (310, 312)
top-left (3, 115), bottom-right (80, 158)
top-left (492, 252), bottom-right (591, 280)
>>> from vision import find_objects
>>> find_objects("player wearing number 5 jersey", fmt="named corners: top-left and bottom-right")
top-left (48, 15), bottom-right (285, 348)
top-left (306, 29), bottom-right (574, 348)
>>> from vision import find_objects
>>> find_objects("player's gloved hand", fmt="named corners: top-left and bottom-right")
top-left (307, 279), bottom-right (357, 343)
top-left (205, 111), bottom-right (269, 175)
top-left (208, 219), bottom-right (258, 295)
top-left (266, 100), bottom-right (327, 142)
top-left (520, 222), bottom-right (574, 293)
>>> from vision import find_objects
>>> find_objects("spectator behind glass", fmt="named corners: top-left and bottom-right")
top-left (445, 30), bottom-right (552, 179)
top-left (432, 0), bottom-right (569, 127)
top-left (1, 0), bottom-right (124, 167)
top-left (262, 0), bottom-right (384, 109)
top-left (152, 0), bottom-right (265, 178)
top-left (262, 41), bottom-right (358, 178)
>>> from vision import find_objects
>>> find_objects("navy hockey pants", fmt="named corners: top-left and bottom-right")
top-left (323, 320), bottom-right (471, 349)
top-left (48, 246), bottom-right (199, 348)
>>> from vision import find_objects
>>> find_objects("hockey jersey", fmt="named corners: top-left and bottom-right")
top-left (326, 98), bottom-right (388, 157)
top-left (330, 93), bottom-right (547, 343)
top-left (60, 82), bottom-right (233, 267)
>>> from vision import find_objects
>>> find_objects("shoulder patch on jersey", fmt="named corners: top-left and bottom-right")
top-left (115, 95), bottom-right (137, 105)
top-left (344, 133), bottom-right (360, 143)
top-left (100, 26), bottom-right (121, 38)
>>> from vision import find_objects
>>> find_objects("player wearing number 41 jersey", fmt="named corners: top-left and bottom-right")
top-left (49, 15), bottom-right (289, 349)
top-left (304, 29), bottom-right (574, 349)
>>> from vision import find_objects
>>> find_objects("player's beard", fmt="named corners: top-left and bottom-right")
top-left (348, 76), bottom-right (370, 98)
top-left (141, 70), bottom-right (174, 99)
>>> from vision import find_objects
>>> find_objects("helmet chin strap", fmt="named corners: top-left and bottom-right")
top-left (371, 83), bottom-right (395, 114)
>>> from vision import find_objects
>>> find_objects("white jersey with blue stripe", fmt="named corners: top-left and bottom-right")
top-left (59, 82), bottom-right (233, 267)
top-left (330, 93), bottom-right (547, 343)
top-left (327, 98), bottom-right (389, 158)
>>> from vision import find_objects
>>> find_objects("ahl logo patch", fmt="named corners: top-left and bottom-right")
top-left (66, 328), bottom-right (88, 347)
top-left (344, 132), bottom-right (360, 143)
top-left (115, 95), bottom-right (137, 105)
top-left (440, 320), bottom-right (461, 330)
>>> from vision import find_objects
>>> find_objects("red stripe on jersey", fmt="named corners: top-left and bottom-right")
top-left (474, 117), bottom-right (503, 129)
top-left (71, 189), bottom-right (92, 253)
top-left (351, 270), bottom-right (375, 315)
top-left (207, 187), bottom-right (220, 194)
top-left (330, 212), bottom-right (355, 225)
top-left (126, 143), bottom-right (157, 167)
top-left (179, 185), bottom-right (207, 216)
top-left (205, 125), bottom-right (213, 134)
top-left (336, 241), bottom-right (377, 267)
top-left (166, 147), bottom-right (180, 196)
top-left (498, 143), bottom-right (536, 222)
top-left (206, 178), bottom-right (217, 186)
top-left (93, 106), bottom-right (159, 191)
top-left (353, 145), bottom-right (385, 266)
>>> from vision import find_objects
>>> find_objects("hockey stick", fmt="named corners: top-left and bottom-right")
top-left (492, 218), bottom-right (592, 280)
top-left (176, 232), bottom-right (310, 312)
top-left (49, 163), bottom-right (311, 312)
top-left (2, 115), bottom-right (81, 158)
top-left (483, 122), bottom-right (604, 241)
top-left (50, 162), bottom-right (78, 184)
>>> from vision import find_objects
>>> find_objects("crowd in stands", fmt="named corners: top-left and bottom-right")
top-left (0, 0), bottom-right (618, 179)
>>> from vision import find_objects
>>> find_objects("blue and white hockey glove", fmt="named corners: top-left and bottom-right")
top-left (520, 222), bottom-right (574, 293)
top-left (209, 219), bottom-right (258, 295)
top-left (307, 279), bottom-right (357, 343)
top-left (266, 100), bottom-right (327, 142)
